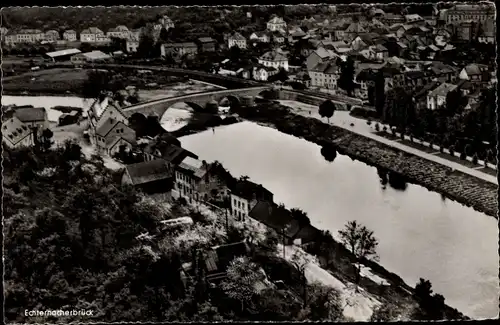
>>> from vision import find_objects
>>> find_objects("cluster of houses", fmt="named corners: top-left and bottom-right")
top-left (1, 14), bottom-right (175, 52)
top-left (205, 4), bottom-right (495, 106)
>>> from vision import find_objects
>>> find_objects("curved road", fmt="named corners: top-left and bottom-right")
top-left (47, 62), bottom-right (497, 184)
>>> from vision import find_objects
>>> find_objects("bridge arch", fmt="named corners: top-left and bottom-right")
top-left (218, 95), bottom-right (241, 108)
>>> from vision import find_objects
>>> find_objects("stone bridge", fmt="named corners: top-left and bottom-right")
top-left (122, 86), bottom-right (271, 118)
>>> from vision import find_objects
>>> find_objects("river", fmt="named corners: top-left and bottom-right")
top-left (179, 121), bottom-right (499, 319)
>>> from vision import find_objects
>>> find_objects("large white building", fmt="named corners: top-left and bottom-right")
top-left (80, 27), bottom-right (104, 43)
top-left (258, 50), bottom-right (289, 71)
top-left (107, 25), bottom-right (130, 39)
top-left (228, 32), bottom-right (247, 49)
top-left (267, 16), bottom-right (287, 33)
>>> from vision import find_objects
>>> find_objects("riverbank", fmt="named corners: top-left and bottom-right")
top-left (179, 123), bottom-right (469, 320)
top-left (235, 103), bottom-right (497, 219)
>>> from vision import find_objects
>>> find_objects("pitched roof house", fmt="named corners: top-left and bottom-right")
top-left (95, 118), bottom-right (136, 156)
top-left (2, 116), bottom-right (34, 148)
top-left (13, 106), bottom-right (49, 130)
top-left (258, 50), bottom-right (289, 71)
top-left (122, 159), bottom-right (174, 193)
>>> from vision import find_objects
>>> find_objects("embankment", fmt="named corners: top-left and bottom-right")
top-left (237, 103), bottom-right (497, 218)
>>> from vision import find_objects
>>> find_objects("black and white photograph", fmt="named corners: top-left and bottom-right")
top-left (2, 2), bottom-right (498, 323)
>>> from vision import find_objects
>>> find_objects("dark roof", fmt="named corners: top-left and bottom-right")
top-left (198, 37), bottom-right (215, 43)
top-left (162, 144), bottom-right (197, 165)
top-left (310, 61), bottom-right (338, 74)
top-left (404, 70), bottom-right (426, 80)
top-left (231, 179), bottom-right (274, 202)
top-left (356, 69), bottom-right (377, 82)
top-left (456, 79), bottom-right (475, 90)
top-left (381, 65), bottom-right (403, 77)
top-left (14, 107), bottom-right (46, 123)
top-left (205, 241), bottom-right (250, 273)
top-left (95, 118), bottom-right (121, 137)
top-left (2, 116), bottom-right (32, 145)
top-left (294, 224), bottom-right (320, 244)
top-left (125, 159), bottom-right (172, 185)
top-left (248, 201), bottom-right (301, 238)
top-left (414, 81), bottom-right (440, 99)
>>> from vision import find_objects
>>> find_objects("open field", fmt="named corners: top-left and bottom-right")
top-left (2, 68), bottom-right (89, 95)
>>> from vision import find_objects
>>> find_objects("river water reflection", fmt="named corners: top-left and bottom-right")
top-left (180, 121), bottom-right (498, 319)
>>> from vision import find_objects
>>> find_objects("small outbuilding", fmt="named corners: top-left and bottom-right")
top-left (44, 48), bottom-right (82, 62)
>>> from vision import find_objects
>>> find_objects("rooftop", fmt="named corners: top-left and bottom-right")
top-left (14, 107), bottom-right (46, 123)
top-left (125, 159), bottom-right (173, 186)
top-left (231, 179), bottom-right (273, 202)
top-left (82, 27), bottom-right (103, 34)
top-left (2, 116), bottom-right (32, 145)
top-left (229, 32), bottom-right (246, 41)
top-left (428, 82), bottom-right (458, 97)
top-left (163, 42), bottom-right (197, 48)
top-left (82, 50), bottom-right (111, 60)
top-left (260, 50), bottom-right (288, 62)
top-left (248, 201), bottom-right (301, 239)
top-left (96, 118), bottom-right (123, 137)
top-left (198, 37), bottom-right (215, 43)
top-left (178, 156), bottom-right (207, 179)
top-left (45, 48), bottom-right (81, 58)
top-left (268, 16), bottom-right (286, 25)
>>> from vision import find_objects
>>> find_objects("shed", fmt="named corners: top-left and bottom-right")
top-left (44, 48), bottom-right (82, 62)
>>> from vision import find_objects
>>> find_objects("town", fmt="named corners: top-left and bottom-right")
top-left (2, 3), bottom-right (498, 323)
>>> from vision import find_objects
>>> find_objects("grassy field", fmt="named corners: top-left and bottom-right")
top-left (3, 68), bottom-right (89, 95)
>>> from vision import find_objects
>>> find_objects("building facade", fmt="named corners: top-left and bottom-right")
top-left (63, 30), bottom-right (77, 41)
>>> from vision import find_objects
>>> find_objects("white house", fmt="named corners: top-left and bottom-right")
top-left (63, 30), bottom-right (77, 41)
top-left (229, 180), bottom-right (274, 222)
top-left (426, 83), bottom-right (457, 110)
top-left (459, 64), bottom-right (488, 82)
top-left (252, 66), bottom-right (278, 81)
top-left (80, 27), bottom-right (104, 43)
top-left (126, 39), bottom-right (139, 53)
top-left (267, 16), bottom-right (287, 33)
top-left (228, 32), bottom-right (247, 49)
top-left (258, 50), bottom-right (289, 71)
top-left (159, 15), bottom-right (175, 30)
top-left (250, 31), bottom-right (271, 43)
top-left (107, 25), bottom-right (130, 39)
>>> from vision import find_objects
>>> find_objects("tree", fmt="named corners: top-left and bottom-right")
top-left (221, 256), bottom-right (264, 312)
top-left (370, 302), bottom-right (404, 322)
top-left (413, 278), bottom-right (446, 320)
top-left (337, 56), bottom-right (356, 96)
top-left (290, 208), bottom-right (310, 228)
top-left (81, 69), bottom-right (113, 100)
top-left (445, 89), bottom-right (467, 115)
top-left (38, 128), bottom-right (54, 152)
top-left (318, 100), bottom-right (336, 123)
top-left (320, 144), bottom-right (337, 162)
top-left (305, 282), bottom-right (344, 321)
top-left (137, 25), bottom-right (157, 58)
top-left (338, 221), bottom-right (379, 284)
top-left (269, 68), bottom-right (289, 83)
top-left (374, 70), bottom-right (385, 117)
top-left (159, 27), bottom-right (169, 42)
